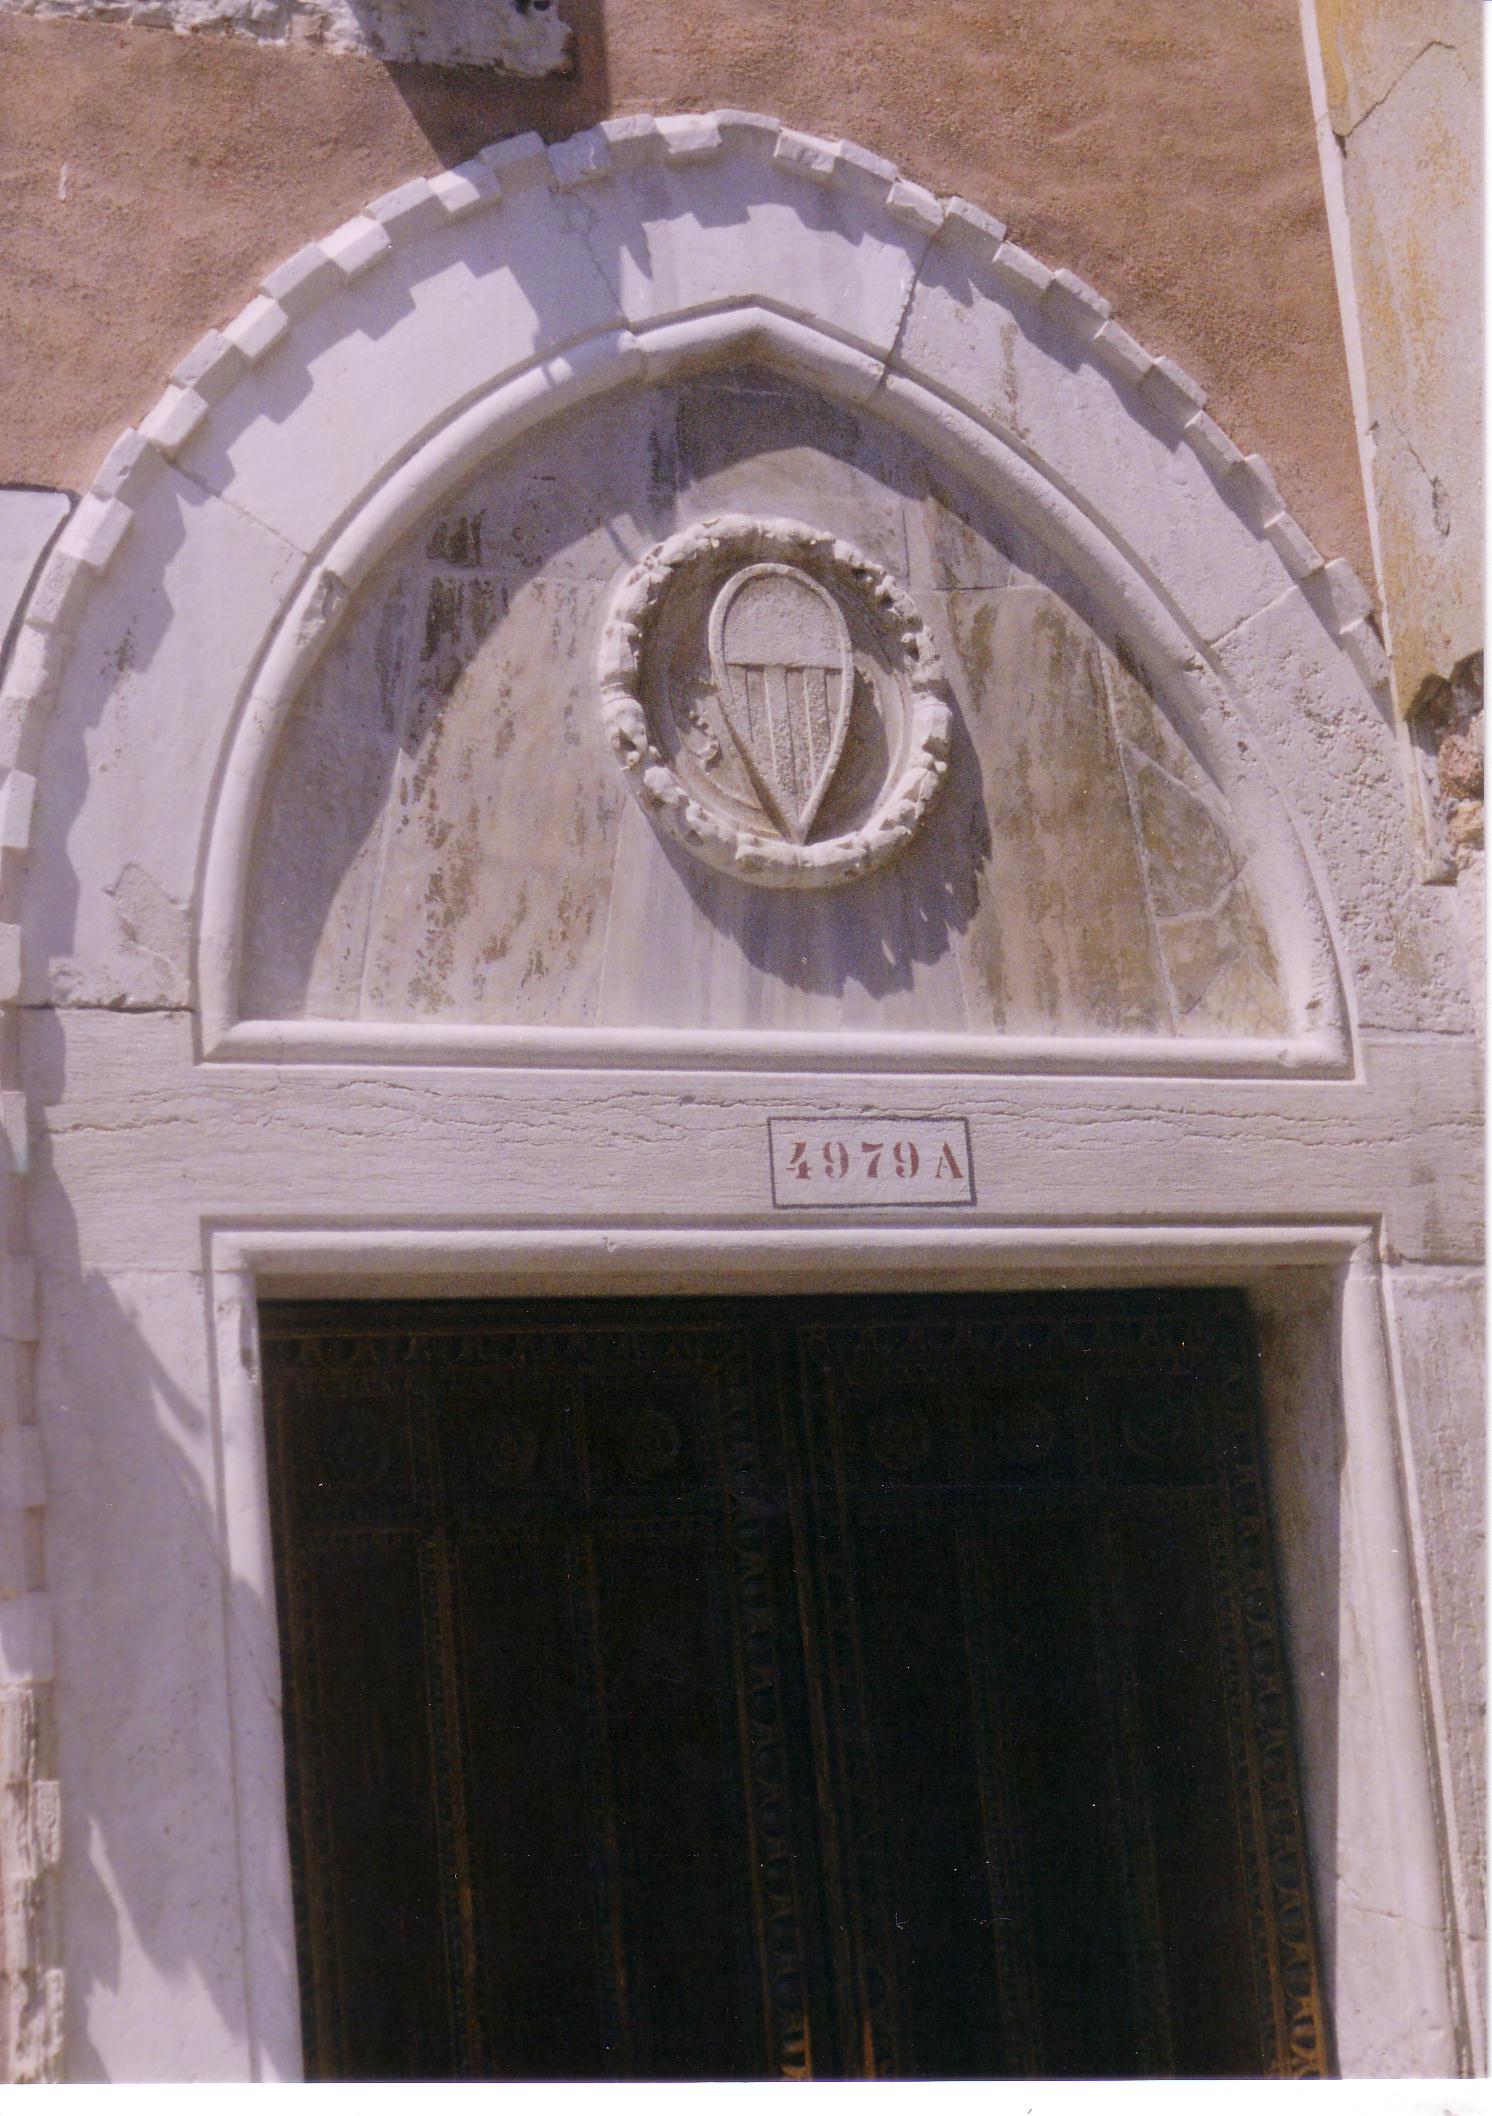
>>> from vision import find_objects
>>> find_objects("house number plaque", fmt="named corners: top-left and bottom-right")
top-left (768, 1118), bottom-right (974, 1208)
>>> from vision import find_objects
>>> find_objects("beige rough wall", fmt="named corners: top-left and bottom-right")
top-left (1314, 0), bottom-right (1481, 715)
top-left (0, 0), bottom-right (1373, 589)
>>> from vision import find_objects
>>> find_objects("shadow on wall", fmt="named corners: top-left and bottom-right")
top-left (376, 0), bottom-right (611, 167)
top-left (20, 1059), bottom-right (287, 2077)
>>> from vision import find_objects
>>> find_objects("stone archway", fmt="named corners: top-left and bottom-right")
top-left (0, 113), bottom-right (1479, 2078)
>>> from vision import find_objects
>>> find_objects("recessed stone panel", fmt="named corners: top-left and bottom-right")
top-left (241, 367), bottom-right (1290, 1041)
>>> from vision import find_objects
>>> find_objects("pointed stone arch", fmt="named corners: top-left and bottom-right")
top-left (0, 114), bottom-right (1479, 2082)
top-left (2, 105), bottom-right (1464, 1058)
top-left (2, 109), bottom-right (1471, 1061)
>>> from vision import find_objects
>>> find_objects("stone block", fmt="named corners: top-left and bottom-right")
top-left (655, 114), bottom-right (723, 163)
top-left (1389, 1264), bottom-right (1487, 2043)
top-left (0, 772), bottom-right (36, 853)
top-left (91, 431), bottom-right (165, 510)
top-left (1229, 452), bottom-right (1286, 533)
top-left (367, 179), bottom-right (449, 243)
top-left (320, 215), bottom-right (393, 281)
top-left (1185, 408), bottom-right (1245, 477)
top-left (940, 196), bottom-right (1007, 255)
top-left (566, 151), bottom-right (924, 367)
top-left (1330, 34), bottom-right (1480, 714)
top-left (169, 330), bottom-right (247, 409)
top-left (1266, 511), bottom-right (1327, 582)
top-left (33, 1264), bottom-right (278, 2079)
top-left (55, 495), bottom-right (131, 575)
top-left (1044, 268), bottom-right (1111, 332)
top-left (1091, 320), bottom-right (1154, 385)
top-left (221, 295), bottom-right (290, 366)
top-left (598, 113), bottom-right (661, 170)
top-left (259, 243), bottom-right (342, 321)
top-left (1340, 614), bottom-right (1392, 694)
top-left (827, 139), bottom-right (899, 205)
top-left (3, 624), bottom-right (65, 701)
top-left (713, 111), bottom-right (782, 156)
top-left (15, 548), bottom-right (90, 639)
top-left (548, 130), bottom-right (613, 189)
top-left (1141, 354), bottom-right (1207, 422)
top-left (137, 385), bottom-right (209, 460)
top-left (1317, 555), bottom-right (1376, 631)
top-left (428, 165), bottom-right (501, 219)
top-left (988, 241), bottom-right (1053, 302)
top-left (773, 128), bottom-right (838, 183)
top-left (886, 178), bottom-right (944, 234)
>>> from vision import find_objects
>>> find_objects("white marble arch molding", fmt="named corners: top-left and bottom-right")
top-left (6, 109), bottom-right (1472, 1070)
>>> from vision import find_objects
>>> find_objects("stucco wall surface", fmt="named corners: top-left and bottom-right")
top-left (1313, 0), bottom-right (1481, 713)
top-left (0, 0), bottom-right (1374, 589)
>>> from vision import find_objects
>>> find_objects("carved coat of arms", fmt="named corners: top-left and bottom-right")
top-left (708, 563), bottom-right (855, 846)
top-left (597, 516), bottom-right (952, 889)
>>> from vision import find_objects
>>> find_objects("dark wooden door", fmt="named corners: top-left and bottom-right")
top-left (260, 1291), bottom-right (1330, 2081)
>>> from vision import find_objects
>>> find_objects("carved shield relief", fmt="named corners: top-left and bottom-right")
top-left (598, 516), bottom-right (952, 889)
top-left (708, 564), bottom-right (854, 845)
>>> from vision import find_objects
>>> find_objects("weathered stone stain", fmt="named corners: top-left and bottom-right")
top-left (243, 371), bottom-right (1294, 1042)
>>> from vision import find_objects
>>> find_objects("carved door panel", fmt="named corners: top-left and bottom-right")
top-left (781, 1302), bottom-right (1326, 2079)
top-left (260, 1292), bottom-right (1329, 2081)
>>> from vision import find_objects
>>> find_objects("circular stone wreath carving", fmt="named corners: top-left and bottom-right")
top-left (597, 516), bottom-right (952, 888)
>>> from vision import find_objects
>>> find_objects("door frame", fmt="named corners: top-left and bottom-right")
top-left (203, 1215), bottom-right (1457, 2080)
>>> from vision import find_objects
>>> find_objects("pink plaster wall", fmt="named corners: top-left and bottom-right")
top-left (0, 0), bottom-right (1373, 588)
